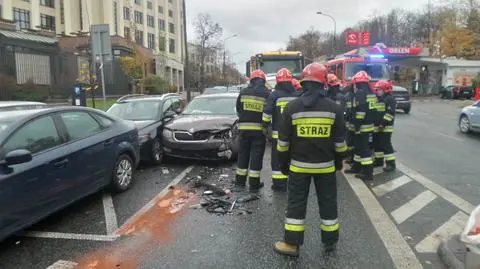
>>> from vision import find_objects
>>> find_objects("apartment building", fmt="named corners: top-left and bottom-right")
top-left (0, 0), bottom-right (186, 90)
top-left (187, 42), bottom-right (221, 75)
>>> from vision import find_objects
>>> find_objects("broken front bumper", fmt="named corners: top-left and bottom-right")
top-left (162, 131), bottom-right (234, 160)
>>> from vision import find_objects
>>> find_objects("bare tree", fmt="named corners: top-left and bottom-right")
top-left (193, 13), bottom-right (223, 90)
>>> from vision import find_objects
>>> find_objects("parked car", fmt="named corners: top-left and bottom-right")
top-left (106, 93), bottom-right (185, 165)
top-left (0, 101), bottom-right (48, 112)
top-left (441, 85), bottom-right (474, 99)
top-left (162, 92), bottom-right (239, 160)
top-left (458, 100), bottom-right (480, 133)
top-left (391, 86), bottom-right (411, 114)
top-left (0, 106), bottom-right (139, 241)
top-left (202, 86), bottom-right (242, 95)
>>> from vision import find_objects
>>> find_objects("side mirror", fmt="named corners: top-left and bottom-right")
top-left (163, 110), bottom-right (176, 119)
top-left (174, 107), bottom-right (182, 114)
top-left (4, 149), bottom-right (32, 166)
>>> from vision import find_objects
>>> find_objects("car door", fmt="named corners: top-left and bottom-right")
top-left (0, 115), bottom-right (69, 238)
top-left (470, 101), bottom-right (480, 128)
top-left (58, 111), bottom-right (115, 195)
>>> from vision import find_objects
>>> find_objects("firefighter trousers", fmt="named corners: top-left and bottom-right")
top-left (374, 131), bottom-right (395, 166)
top-left (235, 131), bottom-right (266, 188)
top-left (373, 131), bottom-right (384, 166)
top-left (271, 138), bottom-right (288, 188)
top-left (352, 132), bottom-right (373, 176)
top-left (346, 129), bottom-right (356, 160)
top-left (284, 172), bottom-right (339, 246)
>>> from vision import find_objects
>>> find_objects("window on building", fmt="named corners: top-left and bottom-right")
top-left (169, 38), bottom-right (175, 53)
top-left (40, 0), bottom-right (55, 8)
top-left (123, 7), bottom-right (130, 20)
top-left (40, 14), bottom-right (55, 31)
top-left (148, 33), bottom-right (155, 49)
top-left (158, 19), bottom-right (165, 31)
top-left (147, 1), bottom-right (152, 9)
top-left (13, 8), bottom-right (30, 29)
top-left (124, 27), bottom-right (131, 39)
top-left (135, 30), bottom-right (144, 45)
top-left (135, 0), bottom-right (141, 5)
top-left (169, 22), bottom-right (174, 34)
top-left (147, 15), bottom-right (154, 27)
top-left (159, 36), bottom-right (166, 51)
top-left (168, 9), bottom-right (173, 17)
top-left (134, 11), bottom-right (143, 23)
top-left (113, 1), bottom-right (118, 35)
top-left (158, 5), bottom-right (163, 13)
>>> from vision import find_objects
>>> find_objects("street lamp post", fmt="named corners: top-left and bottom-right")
top-left (222, 34), bottom-right (237, 81)
top-left (316, 11), bottom-right (337, 55)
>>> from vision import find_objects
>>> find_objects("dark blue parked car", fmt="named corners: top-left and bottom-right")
top-left (0, 106), bottom-right (139, 241)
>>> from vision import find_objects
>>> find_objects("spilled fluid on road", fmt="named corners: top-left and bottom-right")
top-left (75, 186), bottom-right (196, 269)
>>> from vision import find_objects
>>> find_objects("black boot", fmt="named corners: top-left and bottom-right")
top-left (271, 180), bottom-right (287, 192)
top-left (232, 175), bottom-right (246, 192)
top-left (344, 163), bottom-right (361, 174)
top-left (374, 158), bottom-right (384, 167)
top-left (323, 243), bottom-right (337, 253)
top-left (355, 165), bottom-right (373, 180)
top-left (249, 177), bottom-right (264, 192)
top-left (383, 161), bottom-right (396, 172)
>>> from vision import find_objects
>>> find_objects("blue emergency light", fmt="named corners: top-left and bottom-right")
top-left (369, 54), bottom-right (385, 59)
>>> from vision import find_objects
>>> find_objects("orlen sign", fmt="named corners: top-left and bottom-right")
top-left (368, 43), bottom-right (423, 56)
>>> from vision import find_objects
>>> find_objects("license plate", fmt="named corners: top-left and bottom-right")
top-left (463, 91), bottom-right (470, 94)
top-left (395, 97), bottom-right (404, 100)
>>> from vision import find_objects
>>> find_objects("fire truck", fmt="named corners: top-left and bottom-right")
top-left (325, 48), bottom-right (390, 89)
top-left (246, 51), bottom-right (308, 89)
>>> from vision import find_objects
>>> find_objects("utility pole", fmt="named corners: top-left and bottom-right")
top-left (182, 0), bottom-right (190, 101)
top-left (222, 34), bottom-right (237, 82)
top-left (316, 12), bottom-right (337, 55)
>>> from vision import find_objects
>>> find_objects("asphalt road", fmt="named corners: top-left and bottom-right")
top-left (0, 98), bottom-right (476, 269)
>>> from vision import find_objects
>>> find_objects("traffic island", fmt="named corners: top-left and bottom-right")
top-left (438, 235), bottom-right (480, 269)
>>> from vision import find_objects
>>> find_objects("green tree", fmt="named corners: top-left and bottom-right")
top-left (143, 75), bottom-right (170, 94)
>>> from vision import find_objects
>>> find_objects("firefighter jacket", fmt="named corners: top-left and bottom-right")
top-left (276, 89), bottom-right (347, 174)
top-left (375, 93), bottom-right (396, 132)
top-left (262, 82), bottom-right (299, 139)
top-left (236, 82), bottom-right (271, 133)
top-left (327, 86), bottom-right (344, 106)
top-left (342, 90), bottom-right (355, 132)
top-left (352, 87), bottom-right (377, 133)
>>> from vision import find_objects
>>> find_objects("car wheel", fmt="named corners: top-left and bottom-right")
top-left (151, 137), bottom-right (164, 165)
top-left (111, 154), bottom-right (134, 192)
top-left (403, 108), bottom-right (410, 114)
top-left (459, 115), bottom-right (471, 133)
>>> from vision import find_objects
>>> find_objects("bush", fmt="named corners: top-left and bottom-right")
top-left (13, 79), bottom-right (50, 101)
top-left (143, 75), bottom-right (170, 94)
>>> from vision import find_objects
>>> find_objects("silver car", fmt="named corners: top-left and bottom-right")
top-left (458, 100), bottom-right (480, 133)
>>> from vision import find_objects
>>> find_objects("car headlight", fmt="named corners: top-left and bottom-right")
top-left (162, 129), bottom-right (173, 140)
top-left (213, 129), bottom-right (233, 139)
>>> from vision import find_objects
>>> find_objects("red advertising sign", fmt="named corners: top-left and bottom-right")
top-left (361, 32), bottom-right (370, 46)
top-left (368, 43), bottom-right (424, 55)
top-left (346, 32), bottom-right (360, 46)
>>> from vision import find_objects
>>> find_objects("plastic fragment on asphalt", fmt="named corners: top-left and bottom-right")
top-left (46, 260), bottom-right (78, 269)
top-left (161, 167), bottom-right (169, 174)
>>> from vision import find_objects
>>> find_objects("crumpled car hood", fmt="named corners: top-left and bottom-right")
top-left (165, 115), bottom-right (237, 132)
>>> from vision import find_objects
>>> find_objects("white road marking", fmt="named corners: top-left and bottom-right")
top-left (434, 131), bottom-right (464, 142)
top-left (115, 165), bottom-right (195, 234)
top-left (102, 193), bottom-right (118, 235)
top-left (373, 167), bottom-right (383, 176)
top-left (342, 172), bottom-right (424, 269)
top-left (391, 190), bottom-right (437, 224)
top-left (23, 231), bottom-right (118, 241)
top-left (415, 211), bottom-right (469, 253)
top-left (397, 161), bottom-right (475, 214)
top-left (371, 175), bottom-right (412, 197)
top-left (45, 260), bottom-right (78, 269)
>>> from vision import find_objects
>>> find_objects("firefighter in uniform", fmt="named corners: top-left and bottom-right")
top-left (273, 63), bottom-right (347, 257)
top-left (234, 69), bottom-right (271, 191)
top-left (373, 80), bottom-right (396, 172)
top-left (342, 83), bottom-right (356, 164)
top-left (344, 71), bottom-right (377, 181)
top-left (326, 74), bottom-right (343, 105)
top-left (262, 68), bottom-right (299, 191)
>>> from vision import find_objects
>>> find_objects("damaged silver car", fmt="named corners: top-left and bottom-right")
top-left (162, 92), bottom-right (239, 161)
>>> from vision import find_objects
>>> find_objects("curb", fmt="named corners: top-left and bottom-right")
top-left (438, 235), bottom-right (466, 269)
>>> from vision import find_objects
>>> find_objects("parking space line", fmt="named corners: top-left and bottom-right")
top-left (23, 231), bottom-right (118, 241)
top-left (114, 165), bottom-right (195, 235)
top-left (397, 161), bottom-right (475, 214)
top-left (391, 190), bottom-right (437, 224)
top-left (45, 260), bottom-right (78, 269)
top-left (342, 171), bottom-right (424, 269)
top-left (434, 131), bottom-right (464, 142)
top-left (102, 193), bottom-right (118, 235)
top-left (371, 175), bottom-right (412, 197)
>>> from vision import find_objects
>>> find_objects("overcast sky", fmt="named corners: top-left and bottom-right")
top-left (185, 0), bottom-right (432, 74)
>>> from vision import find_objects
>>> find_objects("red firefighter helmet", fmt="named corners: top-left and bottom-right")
top-left (301, 63), bottom-right (327, 84)
top-left (352, 71), bottom-right (371, 83)
top-left (291, 79), bottom-right (301, 90)
top-left (276, 68), bottom-right (293, 82)
top-left (250, 69), bottom-right (266, 81)
top-left (374, 80), bottom-right (393, 93)
top-left (327, 73), bottom-right (340, 86)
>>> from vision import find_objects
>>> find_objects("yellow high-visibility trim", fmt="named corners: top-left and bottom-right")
top-left (321, 223), bottom-right (339, 232)
top-left (335, 145), bottom-right (348, 153)
top-left (285, 223), bottom-right (305, 232)
top-left (292, 118), bottom-right (334, 125)
top-left (289, 164), bottom-right (335, 174)
top-left (277, 144), bottom-right (288, 152)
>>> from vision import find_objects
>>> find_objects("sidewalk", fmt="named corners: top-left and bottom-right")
top-left (136, 155), bottom-right (396, 269)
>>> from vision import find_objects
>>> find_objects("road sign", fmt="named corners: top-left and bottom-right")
top-left (361, 32), bottom-right (370, 46)
top-left (90, 24), bottom-right (112, 110)
top-left (346, 32), bottom-right (360, 46)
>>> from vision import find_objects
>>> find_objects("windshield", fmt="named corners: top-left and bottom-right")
top-left (344, 62), bottom-right (389, 81)
top-left (182, 97), bottom-right (237, 115)
top-left (259, 59), bottom-right (302, 74)
top-left (203, 88), bottom-right (228, 94)
top-left (106, 101), bottom-right (160, 121)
